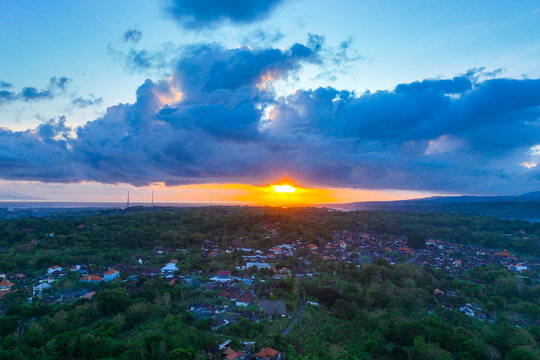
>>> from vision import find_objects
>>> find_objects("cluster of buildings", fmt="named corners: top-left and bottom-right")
top-left (218, 341), bottom-right (282, 360)
top-left (0, 221), bottom-right (537, 343)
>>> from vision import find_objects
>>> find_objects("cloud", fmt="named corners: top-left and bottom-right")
top-left (165, 0), bottom-right (286, 29)
top-left (314, 36), bottom-right (366, 81)
top-left (123, 28), bottom-right (142, 43)
top-left (0, 89), bottom-right (17, 105)
top-left (49, 76), bottom-right (71, 91)
top-left (424, 135), bottom-right (463, 155)
top-left (174, 39), bottom-right (321, 94)
top-left (0, 41), bottom-right (539, 195)
top-left (71, 95), bottom-right (103, 108)
top-left (241, 28), bottom-right (284, 46)
top-left (0, 81), bottom-right (12, 89)
top-left (0, 76), bottom-right (72, 105)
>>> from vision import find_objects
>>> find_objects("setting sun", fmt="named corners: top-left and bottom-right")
top-left (272, 184), bottom-right (296, 193)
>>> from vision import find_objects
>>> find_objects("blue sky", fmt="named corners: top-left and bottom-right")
top-left (0, 0), bottom-right (539, 201)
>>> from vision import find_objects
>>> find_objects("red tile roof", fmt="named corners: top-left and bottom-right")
top-left (255, 347), bottom-right (280, 359)
top-left (226, 351), bottom-right (245, 360)
top-left (494, 249), bottom-right (512, 257)
top-left (236, 292), bottom-right (254, 304)
top-left (81, 275), bottom-right (103, 281)
top-left (0, 278), bottom-right (14, 287)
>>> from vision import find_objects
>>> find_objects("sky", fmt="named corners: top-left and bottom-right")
top-left (0, 0), bottom-right (539, 203)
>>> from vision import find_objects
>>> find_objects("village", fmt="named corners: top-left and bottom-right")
top-left (0, 221), bottom-right (538, 359)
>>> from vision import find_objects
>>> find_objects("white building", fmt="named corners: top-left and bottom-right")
top-left (160, 262), bottom-right (178, 275)
top-left (33, 283), bottom-right (52, 297)
top-left (103, 269), bottom-right (120, 282)
top-left (47, 265), bottom-right (63, 274)
top-left (210, 270), bottom-right (233, 282)
top-left (459, 306), bottom-right (475, 317)
top-left (246, 262), bottom-right (271, 270)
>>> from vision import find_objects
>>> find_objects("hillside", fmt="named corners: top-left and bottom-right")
top-left (338, 192), bottom-right (540, 222)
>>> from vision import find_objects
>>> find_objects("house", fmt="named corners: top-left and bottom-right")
top-left (515, 263), bottom-right (529, 272)
top-left (103, 269), bottom-right (120, 282)
top-left (397, 247), bottom-right (413, 256)
top-left (222, 348), bottom-right (235, 357)
top-left (295, 269), bottom-right (313, 278)
top-left (258, 300), bottom-right (287, 317)
top-left (494, 249), bottom-right (512, 258)
top-left (255, 347), bottom-right (282, 360)
top-left (211, 318), bottom-right (230, 330)
top-left (236, 292), bottom-right (255, 307)
top-left (273, 267), bottom-right (290, 280)
top-left (208, 251), bottom-right (219, 257)
top-left (225, 350), bottom-right (247, 360)
top-left (12, 273), bottom-right (26, 280)
top-left (0, 278), bottom-right (14, 291)
top-left (80, 275), bottom-right (103, 284)
top-left (210, 270), bottom-right (233, 283)
top-left (190, 303), bottom-right (217, 317)
top-left (434, 288), bottom-right (444, 295)
top-left (33, 283), bottom-right (52, 297)
top-left (246, 262), bottom-right (271, 270)
top-left (47, 265), bottom-right (63, 274)
top-left (459, 306), bottom-right (475, 317)
top-left (160, 261), bottom-right (178, 275)
top-left (307, 244), bottom-right (318, 251)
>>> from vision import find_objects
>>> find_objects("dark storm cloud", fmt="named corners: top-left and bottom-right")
top-left (123, 28), bottom-right (142, 43)
top-left (0, 40), bottom-right (539, 195)
top-left (174, 39), bottom-right (321, 94)
top-left (165, 0), bottom-right (286, 29)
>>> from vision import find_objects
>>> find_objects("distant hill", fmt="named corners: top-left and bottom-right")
top-left (335, 192), bottom-right (540, 222)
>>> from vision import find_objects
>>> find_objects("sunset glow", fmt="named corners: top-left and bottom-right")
top-left (272, 184), bottom-right (296, 193)
top-left (0, 180), bottom-right (439, 205)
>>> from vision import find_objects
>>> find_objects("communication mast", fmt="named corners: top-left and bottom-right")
top-left (127, 191), bottom-right (130, 207)
top-left (151, 190), bottom-right (154, 207)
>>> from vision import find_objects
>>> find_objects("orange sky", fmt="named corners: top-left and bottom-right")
top-left (0, 180), bottom-right (439, 204)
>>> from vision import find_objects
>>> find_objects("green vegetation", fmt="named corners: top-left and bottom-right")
top-left (0, 207), bottom-right (538, 359)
